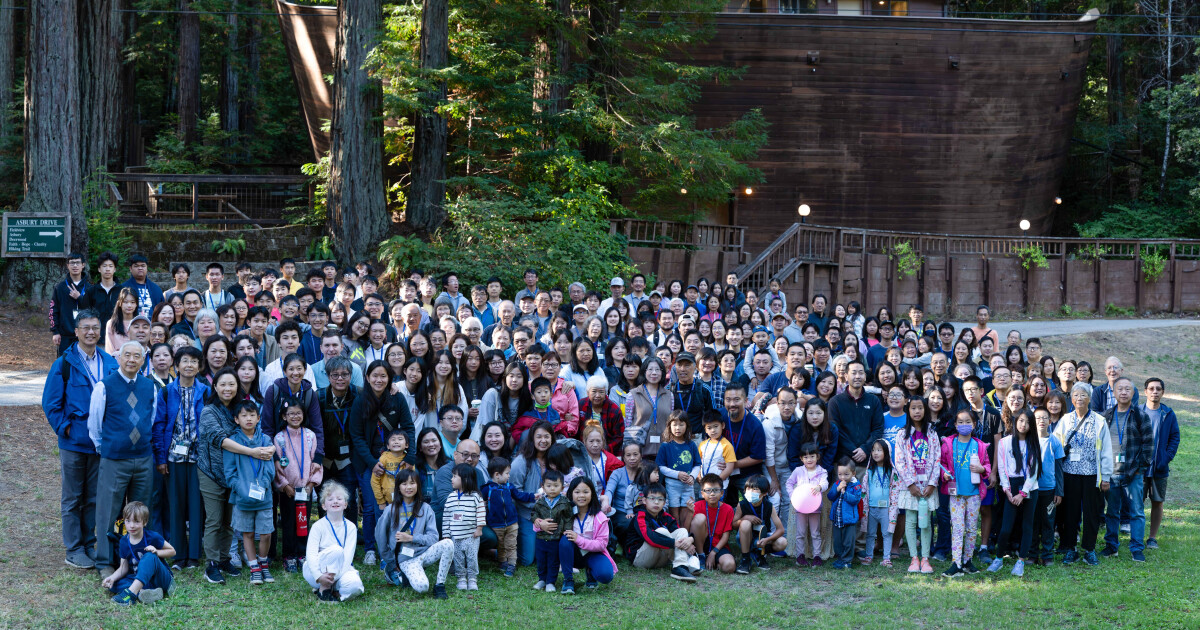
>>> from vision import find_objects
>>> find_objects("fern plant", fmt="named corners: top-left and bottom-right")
top-left (211, 237), bottom-right (247, 258)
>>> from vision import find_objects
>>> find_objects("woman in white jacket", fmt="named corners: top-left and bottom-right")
top-left (303, 482), bottom-right (364, 602)
top-left (1052, 383), bottom-right (1113, 567)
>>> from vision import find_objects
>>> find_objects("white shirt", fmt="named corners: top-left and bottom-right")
top-left (88, 370), bottom-right (157, 452)
top-left (261, 358), bottom-right (288, 396)
top-left (305, 516), bottom-right (357, 579)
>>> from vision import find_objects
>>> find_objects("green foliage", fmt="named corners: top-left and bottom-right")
top-left (82, 171), bottom-right (132, 272)
top-left (1071, 242), bottom-right (1110, 262)
top-left (1142, 246), bottom-right (1168, 282)
top-left (1076, 202), bottom-right (1200, 239)
top-left (210, 237), bottom-right (247, 258)
top-left (293, 157), bottom-right (330, 226)
top-left (887, 241), bottom-right (921, 279)
top-left (306, 236), bottom-right (334, 261)
top-left (1105, 303), bottom-right (1136, 318)
top-left (1014, 243), bottom-right (1049, 270)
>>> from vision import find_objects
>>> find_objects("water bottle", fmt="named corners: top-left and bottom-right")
top-left (917, 496), bottom-right (930, 529)
top-left (970, 454), bottom-right (981, 485)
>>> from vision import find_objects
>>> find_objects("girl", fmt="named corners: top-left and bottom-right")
top-left (430, 350), bottom-right (468, 423)
top-left (602, 337), bottom-right (630, 386)
top-left (473, 362), bottom-right (532, 440)
top-left (459, 346), bottom-right (491, 430)
top-left (303, 482), bottom-right (364, 602)
top-left (545, 443), bottom-right (584, 490)
top-left (273, 401), bottom-right (323, 573)
top-left (990, 409), bottom-right (1042, 576)
top-left (396, 357), bottom-right (435, 431)
top-left (442, 463), bottom-right (486, 591)
top-left (559, 477), bottom-right (618, 593)
top-left (385, 344), bottom-right (407, 383)
top-left (105, 288), bottom-right (139, 354)
top-left (376, 470), bottom-right (454, 598)
top-left (609, 358), bottom-right (640, 412)
top-left (363, 320), bottom-right (389, 365)
top-left (579, 421), bottom-right (618, 489)
top-left (234, 356), bottom-right (263, 407)
top-left (406, 331), bottom-right (431, 365)
top-left (1044, 391), bottom-right (1067, 433)
top-left (894, 396), bottom-right (939, 574)
top-left (603, 442), bottom-right (643, 553)
top-left (656, 411), bottom-right (701, 528)
top-left (341, 312), bottom-right (370, 368)
top-left (415, 428), bottom-right (447, 503)
top-left (939, 410), bottom-right (993, 577)
top-left (793, 398), bottom-right (838, 479)
top-left (862, 439), bottom-right (897, 567)
top-left (709, 320), bottom-right (729, 353)
top-left (786, 442), bottom-right (829, 567)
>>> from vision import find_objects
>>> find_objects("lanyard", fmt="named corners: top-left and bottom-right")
top-left (746, 499), bottom-right (761, 521)
top-left (399, 502), bottom-right (416, 532)
top-left (286, 427), bottom-right (307, 475)
top-left (249, 453), bottom-right (263, 480)
top-left (648, 388), bottom-right (660, 431)
top-left (676, 384), bottom-right (694, 415)
top-left (704, 502), bottom-right (719, 549)
top-left (330, 408), bottom-right (349, 435)
top-left (703, 442), bottom-right (718, 476)
top-left (1115, 409), bottom-right (1128, 444)
top-left (206, 292), bottom-right (221, 310)
top-left (592, 454), bottom-right (605, 484)
top-left (77, 347), bottom-right (100, 385)
top-left (328, 517), bottom-right (348, 548)
top-left (727, 417), bottom-right (744, 454)
top-left (576, 513), bottom-right (589, 534)
top-left (368, 345), bottom-right (385, 363)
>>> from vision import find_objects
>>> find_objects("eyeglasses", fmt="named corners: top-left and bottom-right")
top-left (77, 326), bottom-right (101, 332)
top-left (329, 372), bottom-right (351, 379)
top-left (702, 488), bottom-right (722, 494)
top-left (886, 392), bottom-right (905, 399)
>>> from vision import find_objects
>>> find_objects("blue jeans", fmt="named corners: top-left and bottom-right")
top-left (517, 517), bottom-right (537, 566)
top-left (357, 469), bottom-right (379, 552)
top-left (535, 538), bottom-right (561, 583)
top-left (1105, 476), bottom-right (1144, 554)
top-left (110, 554), bottom-right (173, 593)
top-left (558, 536), bottom-right (615, 586)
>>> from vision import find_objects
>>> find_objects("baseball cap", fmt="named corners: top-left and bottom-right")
top-left (130, 314), bottom-right (151, 326)
top-left (771, 311), bottom-right (790, 321)
top-left (675, 351), bottom-right (696, 364)
top-left (752, 325), bottom-right (769, 334)
top-left (610, 277), bottom-right (625, 287)
top-left (879, 319), bottom-right (895, 328)
top-left (573, 304), bottom-right (588, 312)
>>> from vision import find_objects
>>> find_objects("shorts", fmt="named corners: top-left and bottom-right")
top-left (702, 540), bottom-right (733, 561)
top-left (665, 477), bottom-right (695, 508)
top-left (1145, 477), bottom-right (1168, 503)
top-left (232, 506), bottom-right (275, 535)
top-left (981, 486), bottom-right (997, 507)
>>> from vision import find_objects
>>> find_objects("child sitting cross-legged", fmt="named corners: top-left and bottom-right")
top-left (376, 469), bottom-right (455, 599)
top-left (628, 482), bottom-right (702, 582)
top-left (102, 502), bottom-right (176, 606)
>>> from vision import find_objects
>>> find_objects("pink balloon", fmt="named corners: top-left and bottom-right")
top-left (791, 483), bottom-right (822, 514)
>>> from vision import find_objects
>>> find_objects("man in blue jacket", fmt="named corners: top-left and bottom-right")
top-left (1090, 356), bottom-right (1139, 413)
top-left (1141, 377), bottom-right (1180, 551)
top-left (42, 310), bottom-right (118, 569)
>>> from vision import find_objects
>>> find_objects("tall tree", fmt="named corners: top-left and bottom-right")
top-left (176, 0), bottom-right (201, 143)
top-left (327, 0), bottom-right (386, 263)
top-left (406, 0), bottom-right (448, 233)
top-left (78, 0), bottom-right (129, 177)
top-left (1, 0), bottom-right (84, 301)
top-left (220, 1), bottom-right (240, 136)
top-left (0, 0), bottom-right (15, 141)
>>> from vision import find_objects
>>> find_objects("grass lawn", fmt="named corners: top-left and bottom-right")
top-left (2, 326), bottom-right (1199, 629)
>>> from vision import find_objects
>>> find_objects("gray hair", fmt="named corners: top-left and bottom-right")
top-left (1070, 382), bottom-right (1093, 398)
top-left (568, 282), bottom-right (586, 293)
top-left (118, 340), bottom-right (146, 357)
top-left (1104, 356), bottom-right (1123, 370)
top-left (463, 316), bottom-right (483, 332)
top-left (325, 356), bottom-right (352, 375)
top-left (195, 308), bottom-right (218, 327)
top-left (586, 373), bottom-right (609, 392)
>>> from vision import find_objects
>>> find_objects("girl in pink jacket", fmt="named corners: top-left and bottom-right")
top-left (558, 477), bottom-right (618, 593)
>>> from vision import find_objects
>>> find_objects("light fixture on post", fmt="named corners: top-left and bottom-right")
top-left (1054, 196), bottom-right (1063, 205)
top-left (1019, 219), bottom-right (1031, 237)
top-left (798, 203), bottom-right (811, 224)
top-left (744, 187), bottom-right (753, 195)
top-left (680, 187), bottom-right (687, 195)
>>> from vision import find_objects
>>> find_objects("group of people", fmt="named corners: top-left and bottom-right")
top-left (43, 253), bottom-right (1182, 606)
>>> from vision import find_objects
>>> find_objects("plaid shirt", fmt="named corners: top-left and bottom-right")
top-left (699, 373), bottom-right (727, 411)
top-left (581, 398), bottom-right (625, 454)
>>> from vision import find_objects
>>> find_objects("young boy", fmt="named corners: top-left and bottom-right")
top-left (827, 457), bottom-right (864, 570)
top-left (733, 474), bottom-right (787, 574)
top-left (689, 473), bottom-right (736, 574)
top-left (530, 470), bottom-right (573, 592)
top-left (511, 377), bottom-right (561, 444)
top-left (627, 482), bottom-right (701, 582)
top-left (482, 457), bottom-right (536, 577)
top-left (698, 412), bottom-right (736, 489)
top-left (1141, 377), bottom-right (1180, 550)
top-left (222, 401), bottom-right (277, 585)
top-left (102, 502), bottom-right (176, 606)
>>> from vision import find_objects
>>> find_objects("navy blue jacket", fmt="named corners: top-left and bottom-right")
top-left (481, 481), bottom-right (536, 529)
top-left (721, 410), bottom-right (767, 478)
top-left (42, 343), bottom-right (118, 454)
top-left (1142, 403), bottom-right (1181, 479)
top-left (152, 380), bottom-right (210, 466)
top-left (50, 277), bottom-right (89, 337)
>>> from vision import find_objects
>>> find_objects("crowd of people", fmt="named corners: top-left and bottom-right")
top-left (42, 252), bottom-right (1182, 606)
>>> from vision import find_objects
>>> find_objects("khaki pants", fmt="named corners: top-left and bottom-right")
top-left (495, 523), bottom-right (519, 567)
top-left (633, 527), bottom-right (700, 571)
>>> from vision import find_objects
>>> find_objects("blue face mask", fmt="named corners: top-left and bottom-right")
top-left (956, 424), bottom-right (974, 436)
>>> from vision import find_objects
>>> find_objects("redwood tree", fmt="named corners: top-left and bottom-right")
top-left (327, 0), bottom-right (387, 263)
top-left (0, 0), bottom-right (15, 141)
top-left (78, 0), bottom-right (129, 177)
top-left (176, 0), bottom-right (200, 143)
top-left (1, 0), bottom-right (84, 301)
top-left (406, 0), bottom-right (448, 233)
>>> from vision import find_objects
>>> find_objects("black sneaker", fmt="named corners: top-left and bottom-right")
top-left (962, 560), bottom-right (980, 574)
top-left (735, 555), bottom-right (751, 575)
top-left (218, 559), bottom-right (241, 578)
top-left (977, 547), bottom-right (993, 565)
top-left (285, 558), bottom-right (299, 573)
top-left (1100, 546), bottom-right (1118, 558)
top-left (670, 566), bottom-right (697, 582)
top-left (433, 583), bottom-right (448, 599)
top-left (1062, 550), bottom-right (1079, 565)
top-left (260, 565), bottom-right (275, 583)
top-left (942, 563), bottom-right (963, 578)
top-left (1082, 550), bottom-right (1099, 566)
top-left (317, 588), bottom-right (338, 603)
top-left (204, 562), bottom-right (226, 584)
top-left (250, 566), bottom-right (264, 585)
top-left (755, 552), bottom-right (770, 570)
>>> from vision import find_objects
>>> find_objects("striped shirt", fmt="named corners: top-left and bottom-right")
top-left (441, 491), bottom-right (486, 540)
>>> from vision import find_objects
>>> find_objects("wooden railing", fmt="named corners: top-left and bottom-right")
top-left (109, 173), bottom-right (311, 227)
top-left (610, 219), bottom-right (745, 252)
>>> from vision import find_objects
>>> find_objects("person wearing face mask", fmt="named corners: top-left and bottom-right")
top-left (938, 410), bottom-right (992, 578)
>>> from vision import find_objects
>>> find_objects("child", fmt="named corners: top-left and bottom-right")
top-left (861, 440), bottom-right (897, 567)
top-left (689, 473), bottom-right (736, 574)
top-left (698, 411), bottom-right (736, 490)
top-left (222, 401), bottom-right (277, 585)
top-left (939, 410), bottom-right (993, 578)
top-left (442, 463), bottom-right (486, 591)
top-left (482, 456), bottom-right (536, 577)
top-left (990, 409), bottom-right (1042, 577)
top-left (372, 430), bottom-right (413, 509)
top-left (531, 469), bottom-right (574, 592)
top-left (376, 470), bottom-right (454, 599)
top-left (827, 457), bottom-right (863, 570)
top-left (560, 477), bottom-right (618, 593)
top-left (656, 411), bottom-right (701, 528)
top-left (786, 442), bottom-right (830, 567)
top-left (273, 401), bottom-right (323, 573)
top-left (511, 377), bottom-right (561, 444)
top-left (733, 474), bottom-right (787, 574)
top-left (102, 502), bottom-right (176, 606)
top-left (304, 482), bottom-right (364, 602)
top-left (894, 397), bottom-right (939, 574)
top-left (630, 463), bottom-right (660, 509)
top-left (1033, 407), bottom-right (1065, 566)
top-left (627, 482), bottom-right (701, 581)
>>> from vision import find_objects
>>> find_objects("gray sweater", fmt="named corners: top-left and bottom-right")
top-left (375, 501), bottom-right (440, 564)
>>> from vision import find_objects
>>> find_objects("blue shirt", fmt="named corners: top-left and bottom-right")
top-left (656, 439), bottom-right (701, 477)
top-left (721, 411), bottom-right (767, 478)
top-left (882, 412), bottom-right (906, 457)
top-left (866, 467), bottom-right (890, 508)
top-left (1038, 435), bottom-right (1064, 492)
top-left (120, 529), bottom-right (166, 570)
top-left (952, 439), bottom-right (979, 496)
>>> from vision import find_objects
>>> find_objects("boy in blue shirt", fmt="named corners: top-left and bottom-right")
top-left (223, 401), bottom-right (277, 585)
top-left (102, 502), bottom-right (175, 606)
top-left (827, 457), bottom-right (863, 570)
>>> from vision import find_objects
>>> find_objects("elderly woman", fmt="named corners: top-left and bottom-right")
top-left (1052, 383), bottom-right (1113, 567)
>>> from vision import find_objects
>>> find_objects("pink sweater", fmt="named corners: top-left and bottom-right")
top-left (273, 426), bottom-right (324, 490)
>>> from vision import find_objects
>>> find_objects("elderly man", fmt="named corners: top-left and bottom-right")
top-left (88, 341), bottom-right (158, 576)
top-left (1101, 377), bottom-right (1153, 562)
top-left (431, 440), bottom-right (498, 551)
top-left (1091, 356), bottom-right (1140, 413)
top-left (483, 301), bottom-right (516, 346)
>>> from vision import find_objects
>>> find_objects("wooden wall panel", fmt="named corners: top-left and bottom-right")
top-left (1102, 260), bottom-right (1137, 309)
top-left (1180, 262), bottom-right (1200, 311)
top-left (1028, 260), bottom-right (1064, 313)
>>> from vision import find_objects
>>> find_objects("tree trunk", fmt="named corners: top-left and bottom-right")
top-left (0, 0), bottom-right (15, 141)
top-left (533, 0), bottom-right (570, 118)
top-left (1, 0), bottom-right (84, 302)
top-left (121, 7), bottom-right (140, 169)
top-left (583, 0), bottom-right (621, 164)
top-left (327, 0), bottom-right (386, 264)
top-left (1158, 0), bottom-right (1174, 198)
top-left (220, 3), bottom-right (240, 137)
top-left (239, 10), bottom-right (261, 138)
top-left (176, 0), bottom-right (201, 144)
top-left (406, 0), bottom-right (448, 233)
top-left (78, 0), bottom-right (128, 178)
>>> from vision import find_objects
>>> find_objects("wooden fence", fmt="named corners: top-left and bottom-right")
top-left (109, 173), bottom-right (312, 228)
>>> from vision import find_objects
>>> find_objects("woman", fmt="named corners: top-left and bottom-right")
top-left (582, 316), bottom-right (606, 362)
top-left (623, 356), bottom-right (673, 459)
top-left (396, 357), bottom-right (436, 431)
top-left (602, 307), bottom-right (624, 341)
top-left (472, 362), bottom-right (532, 440)
top-left (193, 309), bottom-right (220, 349)
top-left (1044, 390), bottom-right (1068, 432)
top-left (951, 340), bottom-right (977, 378)
top-left (1052, 383), bottom-right (1112, 565)
top-left (1075, 361), bottom-right (1095, 386)
top-left (165, 293), bottom-right (186, 325)
top-left (510, 421), bottom-right (558, 566)
top-left (428, 329), bottom-right (447, 355)
top-left (261, 352), bottom-right (323, 444)
top-left (866, 362), bottom-right (897, 396)
top-left (1004, 345), bottom-right (1025, 372)
top-left (701, 295), bottom-right (723, 323)
top-left (602, 337), bottom-right (629, 386)
top-left (448, 333), bottom-right (469, 362)
top-left (147, 343), bottom-right (174, 390)
top-left (1025, 374), bottom-right (1049, 410)
top-left (483, 349), bottom-right (507, 384)
top-left (696, 318), bottom-right (712, 343)
top-left (459, 346), bottom-right (491, 432)
top-left (938, 373), bottom-right (967, 413)
top-left (926, 388), bottom-right (954, 439)
top-left (414, 427), bottom-right (447, 502)
top-left (557, 477), bottom-right (618, 591)
top-left (348, 360), bottom-right (417, 566)
top-left (1040, 356), bottom-right (1057, 387)
top-left (429, 350), bottom-right (468, 426)
top-left (562, 337), bottom-right (603, 399)
top-left (385, 344), bottom-right (407, 382)
top-left (152, 302), bottom-right (177, 331)
top-left (363, 320), bottom-right (390, 365)
top-left (105, 288), bottom-right (139, 354)
top-left (539, 351), bottom-right (580, 436)
top-left (551, 329), bottom-right (574, 365)
top-left (697, 277), bottom-right (711, 302)
top-left (539, 314), bottom-right (570, 349)
top-left (231, 298), bottom-right (249, 332)
top-left (812, 370), bottom-right (838, 402)
top-left (341, 311), bottom-right (371, 368)
top-left (407, 331), bottom-right (432, 365)
top-left (216, 304), bottom-right (238, 340)
top-left (197, 368), bottom-right (274, 582)
top-left (478, 421), bottom-right (514, 472)
top-left (233, 355), bottom-right (263, 407)
top-left (609, 357), bottom-right (641, 412)
top-left (329, 302), bottom-right (349, 328)
top-left (709, 320), bottom-right (729, 353)
top-left (200, 336), bottom-right (234, 387)
top-left (232, 334), bottom-right (258, 361)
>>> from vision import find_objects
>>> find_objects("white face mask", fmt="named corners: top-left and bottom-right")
top-left (745, 491), bottom-right (761, 504)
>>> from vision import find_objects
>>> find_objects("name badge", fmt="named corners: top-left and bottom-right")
top-left (173, 443), bottom-right (190, 457)
top-left (295, 487), bottom-right (309, 502)
top-left (453, 513), bottom-right (462, 521)
top-left (400, 546), bottom-right (415, 558)
top-left (1069, 451), bottom-right (1082, 463)
top-left (339, 445), bottom-right (350, 456)
top-left (753, 523), bottom-right (763, 532)
top-left (649, 435), bottom-right (661, 444)
top-left (1116, 454), bottom-right (1126, 464)
top-left (248, 484), bottom-right (266, 501)
top-left (949, 485), bottom-right (957, 496)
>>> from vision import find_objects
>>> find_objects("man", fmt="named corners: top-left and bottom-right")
top-left (1101, 377), bottom-right (1152, 562)
top-left (985, 365), bottom-right (1013, 409)
top-left (350, 276), bottom-right (379, 312)
top-left (937, 322), bottom-right (956, 354)
top-left (930, 351), bottom-right (950, 384)
top-left (279, 257), bottom-right (303, 294)
top-left (514, 268), bottom-right (539, 303)
top-left (828, 362), bottom-right (883, 477)
top-left (245, 306), bottom-right (280, 368)
top-left (649, 309), bottom-right (675, 348)
top-left (559, 282), bottom-right (586, 320)
top-left (746, 350), bottom-right (774, 397)
top-left (88, 341), bottom-right (158, 576)
top-left (304, 268), bottom-right (327, 302)
top-left (171, 290), bottom-right (203, 339)
top-left (762, 386), bottom-right (801, 555)
top-left (1091, 356), bottom-right (1140, 413)
top-left (626, 274), bottom-right (648, 312)
top-left (769, 312), bottom-right (790, 344)
top-left (300, 305), bottom-right (331, 365)
top-left (436, 272), bottom-right (469, 313)
top-left (865, 320), bottom-right (896, 371)
top-left (483, 301), bottom-right (516, 346)
top-left (1140, 377), bottom-right (1180, 550)
top-left (43, 310), bottom-right (118, 569)
top-left (598, 277), bottom-right (626, 313)
top-left (120, 254), bottom-right (163, 318)
top-left (164, 263), bottom-right (191, 302)
top-left (809, 339), bottom-right (832, 375)
top-left (321, 261), bottom-right (339, 303)
top-left (781, 304), bottom-right (807, 344)
top-left (51, 253), bottom-right (90, 356)
top-left (976, 336), bottom-right (997, 380)
top-left (80, 252), bottom-right (122, 347)
top-left (431, 440), bottom-right (497, 550)
top-left (907, 304), bottom-right (924, 334)
top-left (202, 263), bottom-right (234, 310)
top-left (682, 285), bottom-right (705, 316)
top-left (1025, 337), bottom-right (1043, 366)
top-left (718, 383), bottom-right (766, 508)
top-left (682, 330), bottom-right (704, 356)
top-left (756, 343), bottom-right (807, 402)
top-left (970, 305), bottom-right (1000, 350)
top-left (226, 262), bottom-right (254, 300)
top-left (468, 285), bottom-right (495, 329)
top-left (807, 294), bottom-right (830, 334)
top-left (318, 356), bottom-right (361, 534)
top-left (670, 352), bottom-right (714, 436)
top-left (261, 321), bottom-right (304, 395)
top-left (509, 327), bottom-right (533, 361)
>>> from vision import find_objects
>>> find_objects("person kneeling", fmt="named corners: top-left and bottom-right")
top-left (689, 474), bottom-right (737, 574)
top-left (626, 483), bottom-right (701, 582)
top-left (303, 482), bottom-right (364, 602)
top-left (103, 502), bottom-right (176, 606)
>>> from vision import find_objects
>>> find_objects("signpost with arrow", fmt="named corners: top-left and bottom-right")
top-left (2, 213), bottom-right (71, 258)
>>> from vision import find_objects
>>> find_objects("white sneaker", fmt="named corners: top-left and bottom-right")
top-left (364, 551), bottom-right (377, 566)
top-left (545, 584), bottom-right (556, 593)
top-left (457, 578), bottom-right (468, 590)
top-left (533, 580), bottom-right (546, 590)
top-left (467, 578), bottom-right (478, 591)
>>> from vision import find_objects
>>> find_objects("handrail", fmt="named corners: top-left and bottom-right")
top-left (611, 219), bottom-right (744, 252)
